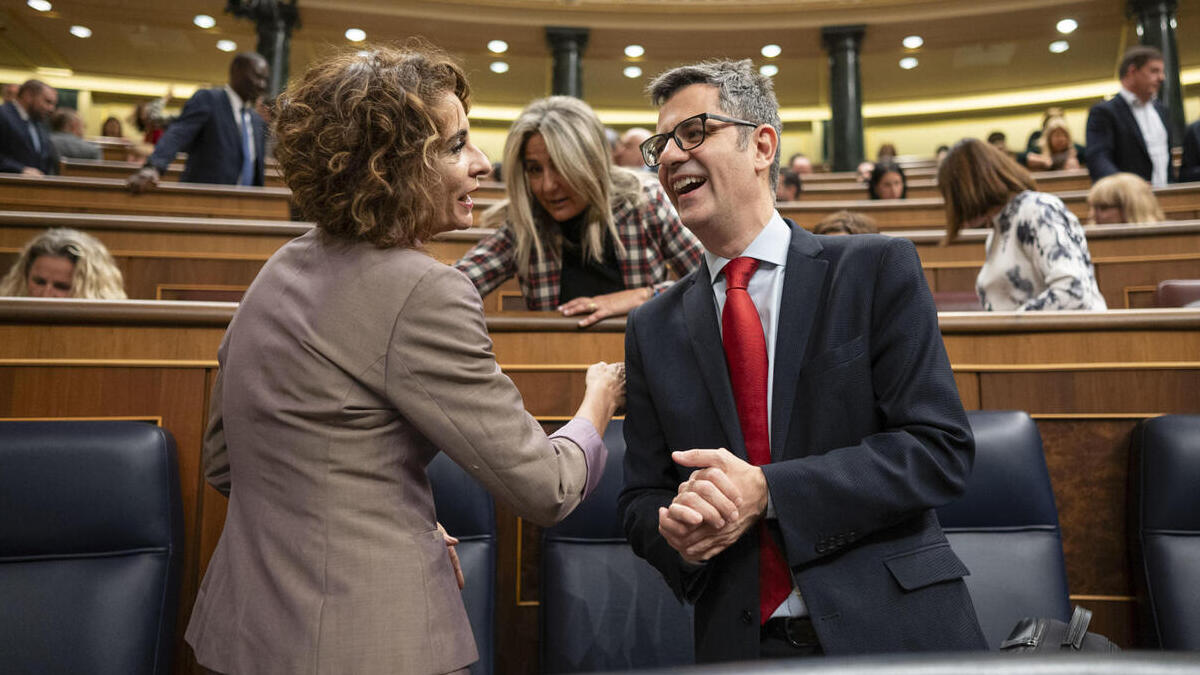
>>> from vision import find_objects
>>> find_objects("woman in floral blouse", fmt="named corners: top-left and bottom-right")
top-left (454, 96), bottom-right (701, 327)
top-left (938, 138), bottom-right (1106, 311)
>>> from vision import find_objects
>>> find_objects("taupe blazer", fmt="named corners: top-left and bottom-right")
top-left (186, 229), bottom-right (604, 674)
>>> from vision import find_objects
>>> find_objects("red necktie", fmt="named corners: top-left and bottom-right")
top-left (721, 256), bottom-right (792, 624)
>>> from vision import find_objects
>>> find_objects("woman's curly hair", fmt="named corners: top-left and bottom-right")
top-left (273, 42), bottom-right (469, 248)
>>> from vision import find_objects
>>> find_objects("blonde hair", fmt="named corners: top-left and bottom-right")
top-left (1037, 117), bottom-right (1076, 159)
top-left (1088, 173), bottom-right (1164, 224)
top-left (483, 96), bottom-right (639, 272)
top-left (937, 138), bottom-right (1038, 242)
top-left (0, 228), bottom-right (126, 298)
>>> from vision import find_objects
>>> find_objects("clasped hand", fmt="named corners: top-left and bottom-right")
top-left (657, 448), bottom-right (768, 565)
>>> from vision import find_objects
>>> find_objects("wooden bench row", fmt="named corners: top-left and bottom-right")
top-left (2, 300), bottom-right (1198, 671)
top-left (1, 211), bottom-right (1196, 311)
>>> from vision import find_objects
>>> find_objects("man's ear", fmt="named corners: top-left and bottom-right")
top-left (753, 124), bottom-right (779, 174)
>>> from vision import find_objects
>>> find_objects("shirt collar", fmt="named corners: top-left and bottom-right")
top-left (225, 85), bottom-right (246, 112)
top-left (706, 210), bottom-right (790, 284)
top-left (12, 100), bottom-right (30, 122)
top-left (1119, 87), bottom-right (1149, 108)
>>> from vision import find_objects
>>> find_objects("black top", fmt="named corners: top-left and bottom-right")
top-left (557, 213), bottom-right (624, 303)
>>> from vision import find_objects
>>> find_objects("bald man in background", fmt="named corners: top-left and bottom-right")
top-left (614, 126), bottom-right (654, 170)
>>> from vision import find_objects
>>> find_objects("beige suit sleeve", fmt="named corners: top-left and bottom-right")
top-left (202, 365), bottom-right (231, 496)
top-left (385, 263), bottom-right (594, 527)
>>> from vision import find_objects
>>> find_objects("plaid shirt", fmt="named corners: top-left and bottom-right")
top-left (454, 178), bottom-right (702, 310)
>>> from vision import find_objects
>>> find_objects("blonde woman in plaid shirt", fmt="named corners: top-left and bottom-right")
top-left (454, 96), bottom-right (702, 327)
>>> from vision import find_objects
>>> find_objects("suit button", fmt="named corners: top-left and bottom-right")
top-left (741, 610), bottom-right (753, 625)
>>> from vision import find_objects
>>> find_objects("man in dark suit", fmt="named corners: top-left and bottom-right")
top-left (617, 59), bottom-right (985, 662)
top-left (127, 52), bottom-right (269, 191)
top-left (0, 79), bottom-right (59, 175)
top-left (1180, 120), bottom-right (1200, 183)
top-left (1085, 45), bottom-right (1171, 186)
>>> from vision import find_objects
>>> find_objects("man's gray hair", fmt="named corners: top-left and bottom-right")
top-left (647, 59), bottom-right (782, 187)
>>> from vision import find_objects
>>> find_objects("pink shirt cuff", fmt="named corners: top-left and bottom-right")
top-left (550, 417), bottom-right (609, 499)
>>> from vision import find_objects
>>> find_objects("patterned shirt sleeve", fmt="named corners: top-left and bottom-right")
top-left (452, 224), bottom-right (519, 298)
top-left (1015, 194), bottom-right (1106, 311)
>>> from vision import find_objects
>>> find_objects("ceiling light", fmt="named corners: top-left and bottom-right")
top-left (1056, 18), bottom-right (1078, 34)
top-left (624, 66), bottom-right (643, 78)
top-left (345, 28), bottom-right (366, 42)
top-left (759, 64), bottom-right (779, 77)
top-left (1049, 40), bottom-right (1070, 54)
top-left (902, 35), bottom-right (924, 49)
top-left (27, 0), bottom-right (52, 11)
top-left (899, 57), bottom-right (919, 70)
top-left (487, 40), bottom-right (508, 54)
top-left (624, 44), bottom-right (645, 59)
top-left (69, 25), bottom-right (92, 38)
top-left (490, 61), bottom-right (509, 74)
top-left (216, 39), bottom-right (237, 53)
top-left (194, 14), bottom-right (216, 29)
top-left (761, 44), bottom-right (782, 59)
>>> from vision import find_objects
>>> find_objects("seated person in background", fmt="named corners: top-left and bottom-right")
top-left (1024, 117), bottom-right (1082, 171)
top-left (788, 152), bottom-right (813, 175)
top-left (455, 96), bottom-right (702, 327)
top-left (613, 127), bottom-right (654, 170)
top-left (0, 79), bottom-right (58, 175)
top-left (132, 87), bottom-right (174, 145)
top-left (775, 167), bottom-right (802, 201)
top-left (49, 108), bottom-right (101, 160)
top-left (1, 83), bottom-right (16, 102)
top-left (876, 142), bottom-right (897, 163)
top-left (100, 115), bottom-right (124, 138)
top-left (867, 161), bottom-right (906, 199)
top-left (127, 53), bottom-right (269, 192)
top-left (986, 131), bottom-right (1009, 154)
top-left (1025, 106), bottom-right (1065, 154)
top-left (1087, 172), bottom-right (1163, 224)
top-left (855, 160), bottom-right (874, 183)
top-left (938, 138), bottom-right (1105, 311)
top-left (0, 228), bottom-right (126, 299)
top-left (813, 209), bottom-right (879, 235)
top-left (1181, 119), bottom-right (1200, 183)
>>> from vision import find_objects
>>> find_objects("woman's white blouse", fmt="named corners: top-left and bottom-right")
top-left (976, 190), bottom-right (1107, 311)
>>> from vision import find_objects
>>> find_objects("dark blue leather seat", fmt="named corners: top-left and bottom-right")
top-left (540, 420), bottom-right (694, 673)
top-left (938, 410), bottom-right (1072, 649)
top-left (1131, 414), bottom-right (1200, 649)
top-left (428, 452), bottom-right (497, 674)
top-left (0, 420), bottom-right (184, 675)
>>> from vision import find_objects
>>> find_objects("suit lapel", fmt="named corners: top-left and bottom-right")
top-left (770, 222), bottom-right (828, 460)
top-left (682, 261), bottom-right (745, 459)
top-left (217, 89), bottom-right (245, 167)
top-left (1112, 96), bottom-right (1151, 163)
top-left (4, 103), bottom-right (38, 156)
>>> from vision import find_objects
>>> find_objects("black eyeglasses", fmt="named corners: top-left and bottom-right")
top-left (640, 112), bottom-right (760, 168)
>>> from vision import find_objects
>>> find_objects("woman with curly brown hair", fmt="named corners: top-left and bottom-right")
top-left (185, 44), bottom-right (624, 675)
top-left (0, 228), bottom-right (125, 298)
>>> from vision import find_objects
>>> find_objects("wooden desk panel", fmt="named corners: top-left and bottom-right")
top-left (61, 158), bottom-right (287, 189)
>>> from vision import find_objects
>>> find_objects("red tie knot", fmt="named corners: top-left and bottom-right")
top-left (724, 256), bottom-right (759, 291)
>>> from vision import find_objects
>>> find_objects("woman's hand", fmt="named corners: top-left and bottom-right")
top-left (559, 288), bottom-right (654, 328)
top-left (1024, 153), bottom-right (1052, 170)
top-left (437, 522), bottom-right (465, 590)
top-left (575, 361), bottom-right (626, 435)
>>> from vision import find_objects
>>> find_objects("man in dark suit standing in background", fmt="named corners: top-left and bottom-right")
top-left (1086, 46), bottom-right (1172, 186)
top-left (618, 59), bottom-right (985, 662)
top-left (0, 79), bottom-right (59, 175)
top-left (127, 52), bottom-right (269, 191)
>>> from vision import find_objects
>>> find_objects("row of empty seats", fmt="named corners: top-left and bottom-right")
top-left (2, 413), bottom-right (1196, 672)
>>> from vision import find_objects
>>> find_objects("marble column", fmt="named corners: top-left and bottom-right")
top-left (545, 27), bottom-right (589, 99)
top-left (820, 25), bottom-right (866, 172)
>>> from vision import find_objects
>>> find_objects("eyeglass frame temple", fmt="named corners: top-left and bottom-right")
top-left (639, 112), bottom-right (760, 167)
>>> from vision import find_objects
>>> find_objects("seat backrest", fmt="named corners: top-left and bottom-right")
top-left (428, 452), bottom-right (497, 674)
top-left (937, 411), bottom-right (1071, 649)
top-left (0, 420), bottom-right (184, 675)
top-left (540, 420), bottom-right (694, 673)
top-left (1130, 414), bottom-right (1200, 649)
top-left (1154, 279), bottom-right (1200, 308)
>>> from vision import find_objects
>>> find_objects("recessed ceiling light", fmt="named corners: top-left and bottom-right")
top-left (624, 44), bottom-right (645, 59)
top-left (899, 57), bottom-right (919, 70)
top-left (902, 35), bottom-right (924, 49)
top-left (759, 64), bottom-right (779, 77)
top-left (1056, 18), bottom-right (1078, 34)
top-left (624, 66), bottom-right (643, 78)
top-left (490, 61), bottom-right (509, 74)
top-left (761, 44), bottom-right (782, 59)
top-left (1049, 40), bottom-right (1070, 54)
top-left (69, 25), bottom-right (92, 38)
top-left (27, 0), bottom-right (52, 12)
top-left (487, 40), bottom-right (508, 54)
top-left (194, 14), bottom-right (216, 29)
top-left (216, 39), bottom-right (237, 53)
top-left (345, 28), bottom-right (366, 42)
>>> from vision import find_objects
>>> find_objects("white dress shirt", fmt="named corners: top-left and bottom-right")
top-left (1119, 87), bottom-right (1169, 187)
top-left (705, 211), bottom-right (808, 618)
top-left (224, 85), bottom-right (257, 171)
